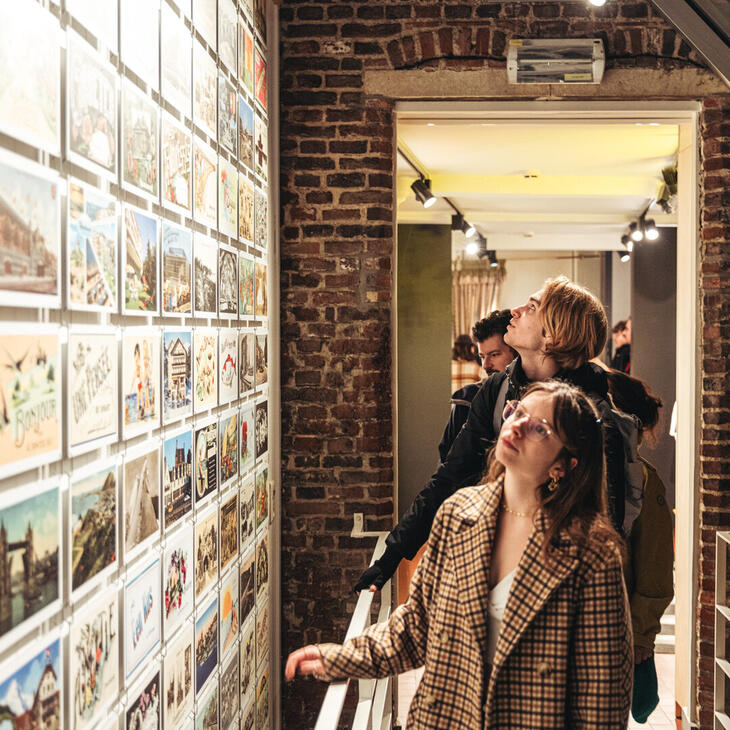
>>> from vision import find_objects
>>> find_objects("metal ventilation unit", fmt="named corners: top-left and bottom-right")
top-left (507, 38), bottom-right (606, 84)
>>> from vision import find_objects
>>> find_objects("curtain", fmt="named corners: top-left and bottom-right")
top-left (452, 260), bottom-right (504, 341)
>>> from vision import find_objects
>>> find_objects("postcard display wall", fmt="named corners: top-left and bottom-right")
top-left (0, 1), bottom-right (275, 729)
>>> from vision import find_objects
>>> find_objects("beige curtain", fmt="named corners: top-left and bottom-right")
top-left (452, 260), bottom-right (505, 341)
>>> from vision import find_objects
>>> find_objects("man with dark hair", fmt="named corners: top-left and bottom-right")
top-left (611, 317), bottom-right (632, 373)
top-left (438, 309), bottom-right (515, 462)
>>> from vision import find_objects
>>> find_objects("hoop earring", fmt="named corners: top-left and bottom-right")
top-left (548, 475), bottom-right (560, 492)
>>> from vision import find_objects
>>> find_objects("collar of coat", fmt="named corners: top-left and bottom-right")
top-left (449, 480), bottom-right (582, 675)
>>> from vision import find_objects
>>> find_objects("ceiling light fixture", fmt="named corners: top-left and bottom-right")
top-left (620, 251), bottom-right (631, 263)
top-left (644, 219), bottom-right (659, 240)
top-left (465, 240), bottom-right (479, 256)
top-left (589, 0), bottom-right (606, 6)
top-left (629, 221), bottom-right (644, 242)
top-left (463, 221), bottom-right (477, 238)
top-left (411, 178), bottom-right (437, 208)
top-left (487, 249), bottom-right (499, 268)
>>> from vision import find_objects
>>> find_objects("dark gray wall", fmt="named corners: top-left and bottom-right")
top-left (397, 225), bottom-right (452, 518)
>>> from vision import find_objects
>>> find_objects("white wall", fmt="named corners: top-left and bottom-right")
top-left (610, 251), bottom-right (632, 323)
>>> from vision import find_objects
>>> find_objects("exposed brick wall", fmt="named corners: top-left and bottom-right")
top-left (278, 1), bottom-right (721, 726)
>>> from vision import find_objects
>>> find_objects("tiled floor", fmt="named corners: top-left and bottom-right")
top-left (396, 654), bottom-right (676, 728)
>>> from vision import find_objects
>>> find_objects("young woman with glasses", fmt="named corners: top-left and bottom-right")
top-left (286, 380), bottom-right (632, 728)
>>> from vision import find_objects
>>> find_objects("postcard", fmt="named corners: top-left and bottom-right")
top-left (239, 477), bottom-right (254, 550)
top-left (194, 420), bottom-right (218, 506)
top-left (161, 2), bottom-right (192, 116)
top-left (256, 531), bottom-right (268, 601)
top-left (220, 491), bottom-right (238, 571)
top-left (124, 558), bottom-right (161, 680)
top-left (238, 95), bottom-right (254, 170)
top-left (191, 234), bottom-right (215, 316)
top-left (255, 333), bottom-right (267, 389)
top-left (121, 328), bottom-right (160, 437)
top-left (238, 253), bottom-right (254, 317)
top-left (162, 426), bottom-right (193, 529)
top-left (218, 158), bottom-right (238, 239)
top-left (239, 549), bottom-right (254, 625)
top-left (68, 32), bottom-right (117, 177)
top-left (0, 0), bottom-right (59, 154)
top-left (193, 40), bottom-right (217, 140)
top-left (256, 666), bottom-right (269, 730)
top-left (219, 567), bottom-right (239, 658)
top-left (254, 0), bottom-right (266, 42)
top-left (240, 406), bottom-right (255, 474)
top-left (163, 626), bottom-right (193, 729)
top-left (194, 505), bottom-right (218, 598)
top-left (218, 0), bottom-right (237, 72)
top-left (254, 48), bottom-right (267, 112)
top-left (70, 460), bottom-right (118, 595)
top-left (0, 483), bottom-right (60, 642)
top-left (163, 521), bottom-right (193, 638)
top-left (220, 650), bottom-right (239, 730)
top-left (238, 174), bottom-right (255, 243)
top-left (254, 260), bottom-right (267, 318)
top-left (255, 188), bottom-right (267, 250)
top-left (0, 328), bottom-right (61, 478)
top-left (68, 329), bottom-right (118, 452)
top-left (195, 593), bottom-right (218, 693)
top-left (254, 121), bottom-right (267, 181)
top-left (218, 74), bottom-right (237, 155)
top-left (255, 601), bottom-right (269, 669)
top-left (219, 329), bottom-right (238, 403)
top-left (123, 442), bottom-right (160, 558)
top-left (239, 332), bottom-right (255, 395)
top-left (193, 329), bottom-right (218, 412)
top-left (68, 181), bottom-right (117, 311)
top-left (162, 221), bottom-right (192, 315)
top-left (193, 138), bottom-right (217, 229)
top-left (240, 618), bottom-right (254, 702)
top-left (241, 698), bottom-right (254, 730)
top-left (0, 635), bottom-right (62, 730)
top-left (219, 244), bottom-right (238, 316)
top-left (122, 80), bottom-right (159, 200)
top-left (255, 465), bottom-right (268, 529)
top-left (163, 330), bottom-right (192, 424)
top-left (126, 669), bottom-right (160, 730)
top-left (238, 21), bottom-right (254, 94)
top-left (121, 0), bottom-right (159, 90)
top-left (0, 153), bottom-right (60, 308)
top-left (69, 588), bottom-right (119, 730)
top-left (161, 113), bottom-right (192, 215)
top-left (193, 0), bottom-right (216, 50)
top-left (255, 402), bottom-right (268, 461)
top-left (67, 0), bottom-right (118, 52)
top-left (123, 206), bottom-right (158, 314)
top-left (195, 678), bottom-right (217, 730)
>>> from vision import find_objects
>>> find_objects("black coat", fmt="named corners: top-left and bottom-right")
top-left (437, 382), bottom-right (481, 464)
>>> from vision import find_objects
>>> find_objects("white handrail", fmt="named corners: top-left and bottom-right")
top-left (314, 533), bottom-right (391, 730)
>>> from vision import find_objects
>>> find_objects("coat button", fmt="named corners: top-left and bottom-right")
top-left (536, 661), bottom-right (552, 677)
top-left (440, 629), bottom-right (451, 644)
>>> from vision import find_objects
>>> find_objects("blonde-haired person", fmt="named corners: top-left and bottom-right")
top-left (290, 381), bottom-right (633, 728)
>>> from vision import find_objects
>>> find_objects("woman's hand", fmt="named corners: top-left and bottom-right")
top-left (285, 645), bottom-right (326, 681)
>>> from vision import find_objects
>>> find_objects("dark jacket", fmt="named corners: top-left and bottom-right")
top-left (611, 343), bottom-right (631, 373)
top-left (437, 382), bottom-right (481, 464)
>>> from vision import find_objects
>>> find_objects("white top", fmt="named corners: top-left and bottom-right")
top-left (486, 569), bottom-right (516, 667)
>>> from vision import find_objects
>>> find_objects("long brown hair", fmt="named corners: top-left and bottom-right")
top-left (486, 380), bottom-right (621, 560)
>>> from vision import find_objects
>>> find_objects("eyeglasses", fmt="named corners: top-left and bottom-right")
top-left (502, 400), bottom-right (557, 443)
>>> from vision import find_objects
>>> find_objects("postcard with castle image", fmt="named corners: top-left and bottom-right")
top-left (162, 329), bottom-right (192, 424)
top-left (69, 587), bottom-right (119, 730)
top-left (67, 181), bottom-right (117, 311)
top-left (0, 482), bottom-right (60, 642)
top-left (195, 593), bottom-right (218, 694)
top-left (218, 244), bottom-right (238, 317)
top-left (122, 80), bottom-right (159, 201)
top-left (219, 567), bottom-right (239, 659)
top-left (0, 328), bottom-right (61, 479)
top-left (163, 521), bottom-right (193, 639)
top-left (162, 426), bottom-right (192, 530)
top-left (163, 626), bottom-right (194, 729)
top-left (124, 558), bottom-right (161, 681)
top-left (122, 328), bottom-right (161, 438)
top-left (123, 206), bottom-right (158, 315)
top-left (70, 459), bottom-right (118, 596)
top-left (126, 669), bottom-right (160, 730)
top-left (219, 412), bottom-right (239, 490)
top-left (220, 649), bottom-right (239, 730)
top-left (123, 443), bottom-right (160, 559)
top-left (0, 635), bottom-right (62, 730)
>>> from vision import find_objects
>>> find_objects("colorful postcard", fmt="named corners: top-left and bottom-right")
top-left (193, 0), bottom-right (216, 49)
top-left (124, 559), bottom-right (161, 680)
top-left (254, 0), bottom-right (266, 42)
top-left (193, 138), bottom-right (217, 229)
top-left (162, 426), bottom-right (193, 528)
top-left (126, 670), bottom-right (160, 730)
top-left (68, 181), bottom-right (117, 311)
top-left (0, 153), bottom-right (60, 308)
top-left (0, 0), bottom-right (60, 153)
top-left (256, 531), bottom-right (268, 601)
top-left (238, 21), bottom-right (254, 94)
top-left (69, 588), bottom-right (119, 730)
top-left (193, 329), bottom-right (218, 412)
top-left (237, 257), bottom-right (254, 319)
top-left (163, 330), bottom-right (192, 424)
top-left (255, 465), bottom-right (268, 529)
top-left (220, 491), bottom-right (238, 570)
top-left (0, 636), bottom-right (62, 730)
top-left (239, 550), bottom-right (254, 625)
top-left (194, 505), bottom-right (218, 598)
top-left (256, 666), bottom-right (269, 729)
top-left (161, 2), bottom-right (192, 116)
top-left (218, 158), bottom-right (238, 238)
top-left (254, 121), bottom-right (267, 181)
top-left (163, 522), bottom-right (194, 638)
top-left (68, 32), bottom-right (117, 177)
top-left (193, 40), bottom-right (217, 140)
top-left (255, 188), bottom-right (267, 250)
top-left (162, 113), bottom-right (192, 215)
top-left (123, 206), bottom-right (158, 314)
top-left (195, 594), bottom-right (218, 693)
top-left (218, 74), bottom-right (237, 155)
top-left (193, 233), bottom-right (217, 316)
top-left (123, 442), bottom-right (160, 558)
top-left (239, 333), bottom-right (255, 394)
top-left (70, 460), bottom-right (118, 594)
top-left (254, 260), bottom-right (267, 318)
top-left (122, 328), bottom-right (160, 437)
top-left (240, 619), bottom-right (254, 701)
top-left (217, 331), bottom-right (237, 405)
top-left (195, 678), bottom-right (217, 730)
top-left (68, 329), bottom-right (118, 452)
top-left (220, 650), bottom-right (239, 730)
top-left (256, 601), bottom-right (269, 669)
top-left (239, 477), bottom-right (254, 549)
top-left (238, 174), bottom-right (255, 243)
top-left (219, 568), bottom-right (239, 657)
top-left (219, 244), bottom-right (238, 316)
top-left (194, 421), bottom-right (218, 506)
top-left (163, 627), bottom-right (194, 729)
top-left (238, 96), bottom-right (254, 170)
top-left (255, 333), bottom-right (267, 389)
top-left (218, 0), bottom-right (237, 72)
top-left (0, 483), bottom-right (60, 641)
top-left (121, 0), bottom-right (159, 89)
top-left (0, 328), bottom-right (61, 478)
top-left (254, 48), bottom-right (267, 112)
top-left (240, 406), bottom-right (255, 473)
top-left (67, 0), bottom-right (118, 52)
top-left (122, 80), bottom-right (159, 200)
top-left (162, 221), bottom-right (192, 315)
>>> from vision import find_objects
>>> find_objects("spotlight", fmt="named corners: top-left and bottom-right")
top-left (487, 250), bottom-right (498, 268)
top-left (465, 240), bottom-right (479, 256)
top-left (411, 178), bottom-right (436, 208)
top-left (645, 219), bottom-right (659, 240)
top-left (621, 234), bottom-right (633, 253)
top-left (464, 221), bottom-right (477, 238)
top-left (589, 0), bottom-right (606, 5)
top-left (629, 221), bottom-right (644, 242)
top-left (620, 252), bottom-right (631, 263)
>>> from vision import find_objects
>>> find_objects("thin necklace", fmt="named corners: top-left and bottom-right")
top-left (500, 501), bottom-right (533, 518)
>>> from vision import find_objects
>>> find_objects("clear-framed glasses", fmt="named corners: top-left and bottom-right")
top-left (502, 400), bottom-right (557, 443)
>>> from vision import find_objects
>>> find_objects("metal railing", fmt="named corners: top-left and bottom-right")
top-left (315, 532), bottom-right (393, 730)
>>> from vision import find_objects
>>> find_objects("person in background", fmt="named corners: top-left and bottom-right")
top-left (611, 318), bottom-right (632, 373)
top-left (287, 381), bottom-right (633, 728)
top-left (438, 310), bottom-right (516, 462)
top-left (450, 333), bottom-right (482, 392)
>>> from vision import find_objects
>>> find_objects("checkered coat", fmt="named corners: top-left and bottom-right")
top-left (319, 482), bottom-right (633, 728)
